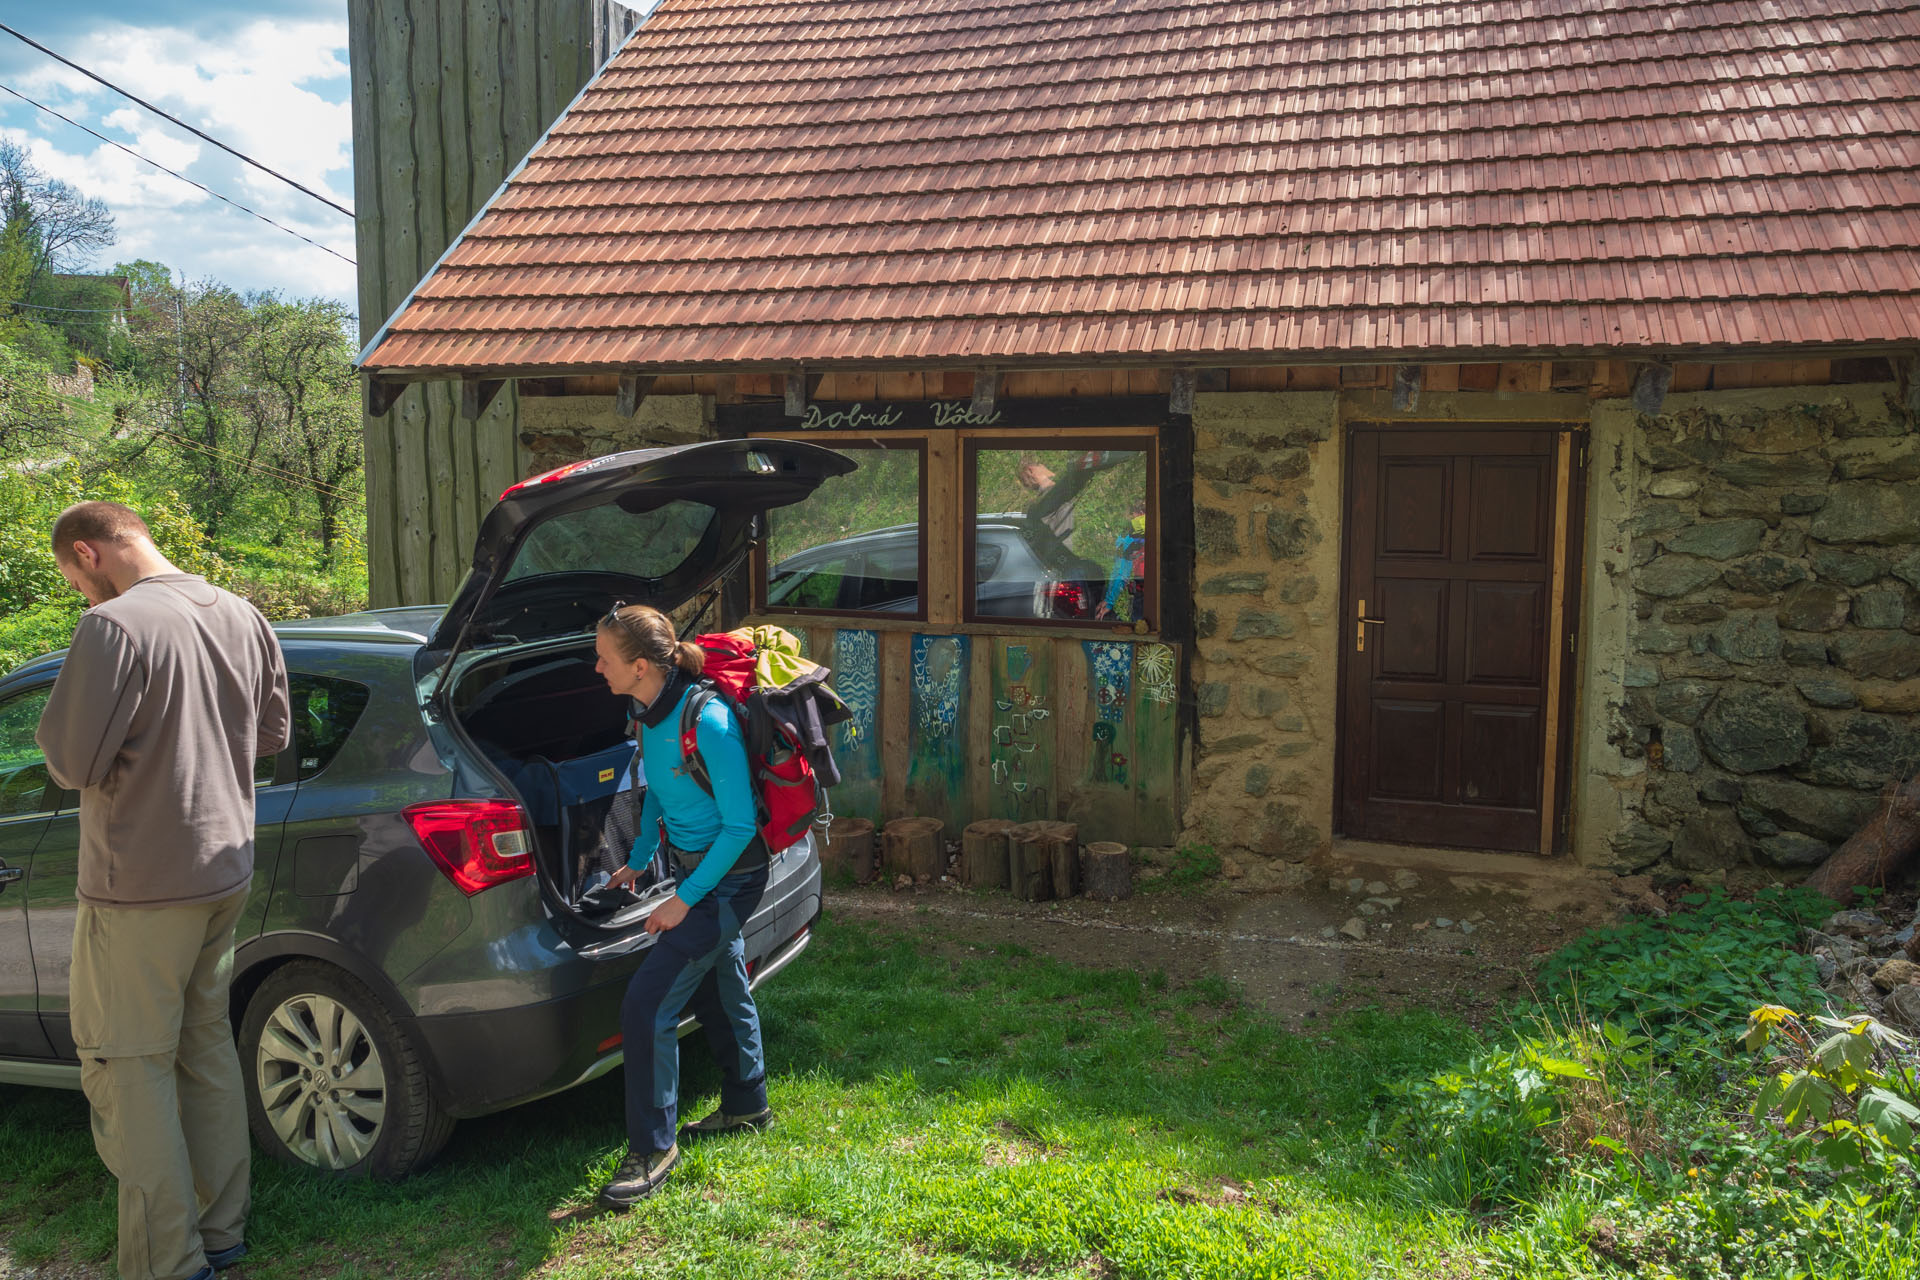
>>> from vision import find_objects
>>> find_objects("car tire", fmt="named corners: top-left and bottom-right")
top-left (238, 961), bottom-right (454, 1180)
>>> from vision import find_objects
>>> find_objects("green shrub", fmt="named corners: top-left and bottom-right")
top-left (1142, 843), bottom-right (1221, 894)
top-left (1389, 1021), bottom-right (1653, 1212)
top-left (1538, 887), bottom-right (1834, 1056)
top-left (0, 601), bottom-right (79, 673)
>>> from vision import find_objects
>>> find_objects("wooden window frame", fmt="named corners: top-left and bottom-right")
top-left (750, 433), bottom-right (930, 624)
top-left (748, 422), bottom-right (1163, 636)
top-left (959, 431), bottom-right (1161, 632)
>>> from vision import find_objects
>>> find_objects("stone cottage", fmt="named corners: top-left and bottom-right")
top-left (351, 0), bottom-right (1920, 874)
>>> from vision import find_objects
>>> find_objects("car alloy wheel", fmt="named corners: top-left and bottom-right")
top-left (254, 991), bottom-right (388, 1169)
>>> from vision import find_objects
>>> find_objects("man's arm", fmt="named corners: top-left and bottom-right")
top-left (35, 614), bottom-right (145, 791)
top-left (254, 616), bottom-right (291, 756)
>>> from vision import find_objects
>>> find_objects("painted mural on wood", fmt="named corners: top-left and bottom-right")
top-left (763, 623), bottom-right (1179, 846)
top-left (1130, 643), bottom-right (1181, 836)
top-left (1087, 641), bottom-right (1134, 788)
top-left (907, 635), bottom-right (970, 829)
top-left (1071, 640), bottom-right (1180, 845)
top-left (988, 640), bottom-right (1053, 822)
top-left (829, 628), bottom-right (882, 823)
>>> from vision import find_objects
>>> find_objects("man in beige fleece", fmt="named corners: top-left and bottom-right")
top-left (36, 502), bottom-right (289, 1280)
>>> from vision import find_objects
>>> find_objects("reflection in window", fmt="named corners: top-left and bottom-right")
top-left (0, 688), bottom-right (51, 816)
top-left (505, 499), bottom-right (717, 583)
top-left (291, 675), bottom-right (372, 780)
top-left (764, 445), bottom-right (923, 616)
top-left (970, 448), bottom-right (1151, 623)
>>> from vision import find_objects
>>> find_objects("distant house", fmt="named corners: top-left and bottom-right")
top-left (351, 0), bottom-right (1920, 873)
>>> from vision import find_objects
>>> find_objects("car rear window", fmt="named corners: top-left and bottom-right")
top-left (504, 499), bottom-right (719, 584)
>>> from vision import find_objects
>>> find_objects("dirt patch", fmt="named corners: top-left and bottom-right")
top-left (829, 842), bottom-right (1636, 1027)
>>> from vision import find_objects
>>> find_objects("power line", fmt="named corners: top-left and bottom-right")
top-left (8, 299), bottom-right (128, 313)
top-left (155, 430), bottom-right (366, 506)
top-left (0, 83), bottom-right (356, 267)
top-left (0, 21), bottom-right (354, 219)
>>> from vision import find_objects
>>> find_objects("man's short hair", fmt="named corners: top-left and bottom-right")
top-left (52, 502), bottom-right (151, 562)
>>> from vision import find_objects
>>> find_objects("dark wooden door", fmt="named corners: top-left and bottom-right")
top-left (1339, 429), bottom-right (1560, 852)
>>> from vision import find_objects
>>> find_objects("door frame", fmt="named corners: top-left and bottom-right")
top-left (1333, 421), bottom-right (1590, 855)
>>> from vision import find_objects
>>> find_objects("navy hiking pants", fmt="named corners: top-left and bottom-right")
top-left (620, 864), bottom-right (769, 1155)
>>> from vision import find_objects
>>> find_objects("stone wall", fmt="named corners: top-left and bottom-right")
top-left (1590, 384), bottom-right (1920, 878)
top-left (1182, 393), bottom-right (1344, 875)
top-left (516, 394), bottom-right (713, 475)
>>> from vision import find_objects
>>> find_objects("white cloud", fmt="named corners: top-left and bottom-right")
top-left (1, 10), bottom-right (356, 307)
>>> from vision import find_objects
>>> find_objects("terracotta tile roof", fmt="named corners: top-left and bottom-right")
top-left (361, 0), bottom-right (1920, 376)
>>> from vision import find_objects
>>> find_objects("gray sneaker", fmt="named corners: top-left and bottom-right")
top-left (597, 1144), bottom-right (681, 1209)
top-left (678, 1106), bottom-right (775, 1145)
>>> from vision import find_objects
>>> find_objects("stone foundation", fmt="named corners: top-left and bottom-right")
top-left (1581, 383), bottom-right (1920, 876)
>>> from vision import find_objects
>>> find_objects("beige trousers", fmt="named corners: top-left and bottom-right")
top-left (71, 890), bottom-right (250, 1280)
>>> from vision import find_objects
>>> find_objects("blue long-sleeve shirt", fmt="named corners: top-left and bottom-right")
top-left (628, 678), bottom-right (758, 906)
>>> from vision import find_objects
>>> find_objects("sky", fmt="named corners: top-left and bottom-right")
top-left (0, 1), bottom-right (358, 309)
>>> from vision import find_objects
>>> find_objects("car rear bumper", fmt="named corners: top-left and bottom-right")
top-left (413, 891), bottom-right (820, 1119)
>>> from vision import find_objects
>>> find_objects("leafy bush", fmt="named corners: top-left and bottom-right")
top-left (0, 461), bottom-right (230, 673)
top-left (1389, 1021), bottom-right (1654, 1211)
top-left (1746, 1005), bottom-right (1920, 1191)
top-left (1538, 887), bottom-right (1834, 1055)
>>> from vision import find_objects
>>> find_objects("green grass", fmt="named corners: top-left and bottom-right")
top-left (8, 904), bottom-right (1917, 1279)
top-left (0, 912), bottom-right (1482, 1279)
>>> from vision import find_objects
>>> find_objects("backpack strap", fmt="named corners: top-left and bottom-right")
top-left (678, 684), bottom-right (718, 799)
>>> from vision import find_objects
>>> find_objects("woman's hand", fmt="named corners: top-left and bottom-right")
top-left (607, 865), bottom-right (642, 891)
top-left (645, 894), bottom-right (690, 934)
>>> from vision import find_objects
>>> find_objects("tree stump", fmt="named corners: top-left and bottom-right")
top-left (823, 817), bottom-right (876, 883)
top-left (1042, 823), bottom-right (1081, 898)
top-left (1082, 841), bottom-right (1132, 901)
top-left (1805, 772), bottom-right (1920, 905)
top-left (882, 817), bottom-right (945, 882)
top-left (1008, 821), bottom-right (1054, 902)
top-left (963, 819), bottom-right (1017, 890)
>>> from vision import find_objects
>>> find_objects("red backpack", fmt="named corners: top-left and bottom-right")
top-left (676, 631), bottom-right (841, 853)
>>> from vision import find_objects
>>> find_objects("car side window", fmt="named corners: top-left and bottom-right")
top-left (768, 557), bottom-right (851, 610)
top-left (0, 688), bottom-right (53, 817)
top-left (974, 538), bottom-right (1005, 581)
top-left (850, 541), bottom-right (920, 611)
top-left (291, 675), bottom-right (372, 782)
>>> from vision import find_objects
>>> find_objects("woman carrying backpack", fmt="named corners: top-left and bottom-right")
top-left (593, 602), bottom-right (774, 1209)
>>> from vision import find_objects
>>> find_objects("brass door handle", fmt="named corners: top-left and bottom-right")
top-left (1355, 599), bottom-right (1385, 652)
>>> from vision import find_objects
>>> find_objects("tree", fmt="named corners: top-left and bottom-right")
top-left (122, 275), bottom-right (264, 535)
top-left (248, 297), bottom-right (364, 556)
top-left (0, 141), bottom-right (115, 296)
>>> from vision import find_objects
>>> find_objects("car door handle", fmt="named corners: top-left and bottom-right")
top-left (0, 864), bottom-right (23, 885)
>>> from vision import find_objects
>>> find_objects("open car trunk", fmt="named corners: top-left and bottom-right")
top-left (422, 439), bottom-right (856, 951)
top-left (449, 641), bottom-right (674, 939)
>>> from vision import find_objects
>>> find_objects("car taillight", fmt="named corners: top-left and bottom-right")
top-left (403, 800), bottom-right (535, 895)
top-left (1051, 581), bottom-right (1087, 616)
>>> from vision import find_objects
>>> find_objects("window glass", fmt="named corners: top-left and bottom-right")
top-left (506, 499), bottom-right (718, 583)
top-left (970, 447), bottom-right (1151, 623)
top-left (0, 689), bottom-right (51, 817)
top-left (291, 675), bottom-right (372, 781)
top-left (763, 444), bottom-right (922, 616)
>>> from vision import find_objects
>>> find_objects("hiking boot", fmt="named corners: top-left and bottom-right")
top-left (597, 1144), bottom-right (680, 1209)
top-left (678, 1106), bottom-right (775, 1145)
top-left (206, 1241), bottom-right (248, 1269)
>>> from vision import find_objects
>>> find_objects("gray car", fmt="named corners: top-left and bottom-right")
top-left (0, 438), bottom-right (854, 1178)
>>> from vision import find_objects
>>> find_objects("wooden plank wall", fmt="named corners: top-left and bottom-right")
top-left (350, 0), bottom-right (638, 606)
top-left (786, 625), bottom-right (1182, 847)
